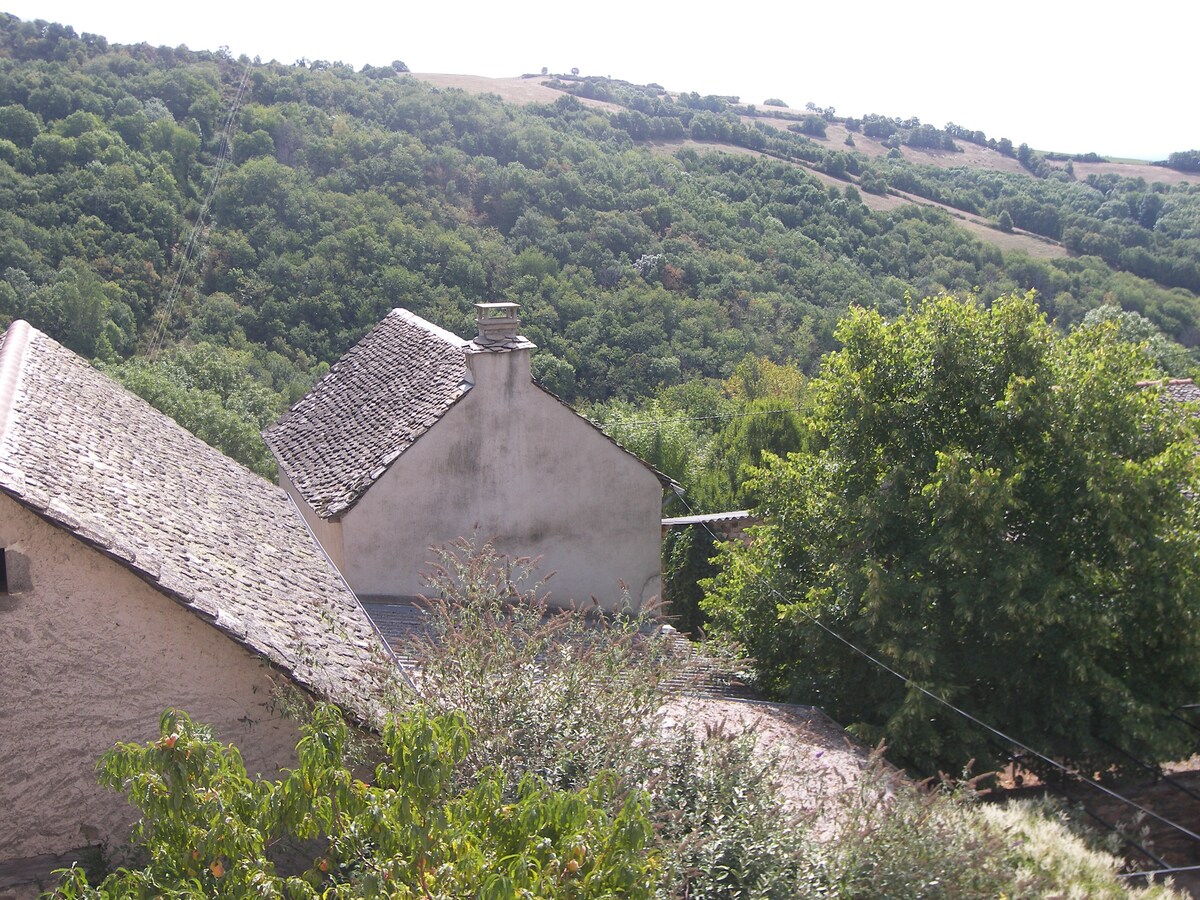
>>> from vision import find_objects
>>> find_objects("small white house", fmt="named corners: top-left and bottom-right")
top-left (0, 320), bottom-right (393, 876)
top-left (265, 303), bottom-right (673, 612)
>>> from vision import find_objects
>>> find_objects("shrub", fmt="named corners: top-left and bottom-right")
top-left (396, 539), bottom-right (694, 792)
top-left (53, 706), bottom-right (659, 898)
top-left (809, 772), bottom-right (1184, 899)
top-left (60, 544), bottom-right (1183, 898)
top-left (650, 726), bottom-right (811, 897)
top-left (399, 541), bottom-right (811, 897)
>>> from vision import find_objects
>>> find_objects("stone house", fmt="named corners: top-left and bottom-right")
top-left (0, 320), bottom-right (395, 877)
top-left (265, 303), bottom-right (673, 612)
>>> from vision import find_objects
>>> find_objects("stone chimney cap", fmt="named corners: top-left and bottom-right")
top-left (473, 302), bottom-right (532, 349)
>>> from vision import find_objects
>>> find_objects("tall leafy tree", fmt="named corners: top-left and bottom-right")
top-left (704, 293), bottom-right (1200, 775)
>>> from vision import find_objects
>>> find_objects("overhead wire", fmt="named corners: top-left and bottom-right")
top-left (147, 58), bottom-right (253, 359)
top-left (672, 493), bottom-right (1200, 854)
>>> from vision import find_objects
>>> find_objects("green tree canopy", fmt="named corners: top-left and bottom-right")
top-left (704, 293), bottom-right (1200, 775)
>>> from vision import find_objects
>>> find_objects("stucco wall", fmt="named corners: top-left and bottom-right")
top-left (0, 496), bottom-right (303, 861)
top-left (339, 350), bottom-right (664, 610)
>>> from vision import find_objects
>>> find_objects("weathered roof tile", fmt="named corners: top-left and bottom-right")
top-left (0, 320), bottom-right (394, 723)
top-left (264, 308), bottom-right (680, 514)
top-left (264, 309), bottom-right (471, 519)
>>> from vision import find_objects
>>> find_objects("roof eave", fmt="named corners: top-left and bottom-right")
top-left (0, 480), bottom-right (385, 727)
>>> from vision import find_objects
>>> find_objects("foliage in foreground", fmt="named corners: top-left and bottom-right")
top-left (704, 292), bottom-right (1200, 775)
top-left (394, 541), bottom-right (817, 898)
top-left (388, 543), bottom-right (1182, 898)
top-left (979, 798), bottom-right (1182, 900)
top-left (53, 706), bottom-right (657, 898)
top-left (814, 776), bottom-right (1183, 899)
top-left (397, 541), bottom-right (692, 794)
top-left (54, 545), bottom-right (1186, 898)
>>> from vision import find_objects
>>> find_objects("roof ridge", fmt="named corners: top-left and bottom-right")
top-left (392, 307), bottom-right (470, 349)
top-left (264, 310), bottom-right (474, 518)
top-left (1137, 377), bottom-right (1196, 387)
top-left (0, 319), bottom-right (33, 446)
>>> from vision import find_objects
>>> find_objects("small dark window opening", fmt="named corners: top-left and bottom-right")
top-left (0, 549), bottom-right (7, 594)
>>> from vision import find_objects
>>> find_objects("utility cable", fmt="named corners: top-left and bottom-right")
top-left (147, 58), bottom-right (252, 359)
top-left (673, 495), bottom-right (1200, 850)
top-left (1120, 863), bottom-right (1200, 881)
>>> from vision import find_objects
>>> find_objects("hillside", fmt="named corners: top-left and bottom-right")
top-left (433, 71), bottom-right (1198, 281)
top-left (2, 19), bottom-right (1200, 894)
top-left (415, 72), bottom-right (1192, 185)
top-left (0, 15), bottom-right (1198, 475)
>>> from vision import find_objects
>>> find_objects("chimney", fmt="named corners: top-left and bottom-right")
top-left (474, 302), bottom-right (521, 346)
top-left (465, 302), bottom-right (536, 392)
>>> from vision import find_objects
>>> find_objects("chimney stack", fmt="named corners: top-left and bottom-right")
top-left (474, 302), bottom-right (521, 346)
top-left (465, 302), bottom-right (536, 391)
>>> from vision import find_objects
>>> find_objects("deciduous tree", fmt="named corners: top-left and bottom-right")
top-left (704, 293), bottom-right (1200, 775)
top-left (54, 706), bottom-right (657, 898)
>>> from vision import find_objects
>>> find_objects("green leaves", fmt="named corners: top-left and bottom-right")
top-left (706, 292), bottom-right (1200, 774)
top-left (57, 705), bottom-right (658, 898)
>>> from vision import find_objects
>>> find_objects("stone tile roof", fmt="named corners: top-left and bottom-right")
top-left (0, 320), bottom-right (395, 723)
top-left (264, 309), bottom-right (473, 519)
top-left (1160, 379), bottom-right (1200, 404)
top-left (264, 308), bottom-right (677, 518)
top-left (1138, 378), bottom-right (1200, 418)
top-left (467, 334), bottom-right (537, 353)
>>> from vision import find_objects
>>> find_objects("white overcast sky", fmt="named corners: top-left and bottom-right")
top-left (4, 1), bottom-right (1196, 160)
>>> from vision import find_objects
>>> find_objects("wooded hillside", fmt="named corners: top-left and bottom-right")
top-left (1, 14), bottom-right (1197, 474)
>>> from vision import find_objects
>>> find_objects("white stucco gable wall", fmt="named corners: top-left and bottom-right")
top-left (280, 469), bottom-right (346, 573)
top-left (0, 495), bottom-right (303, 862)
top-left (338, 350), bottom-right (664, 610)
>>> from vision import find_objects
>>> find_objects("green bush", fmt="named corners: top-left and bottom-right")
top-left (809, 775), bottom-right (1183, 899)
top-left (53, 706), bottom-right (658, 898)
top-left (399, 539), bottom-right (693, 792)
top-left (399, 540), bottom-right (811, 897)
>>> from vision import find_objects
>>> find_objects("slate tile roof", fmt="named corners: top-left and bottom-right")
top-left (263, 309), bottom-right (473, 519)
top-left (1159, 379), bottom-right (1200, 404)
top-left (0, 320), bottom-right (395, 723)
top-left (264, 308), bottom-right (677, 519)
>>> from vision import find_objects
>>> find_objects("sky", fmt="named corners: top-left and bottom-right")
top-left (4, 0), bottom-right (1196, 161)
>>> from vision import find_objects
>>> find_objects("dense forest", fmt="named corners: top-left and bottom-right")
top-left (0, 14), bottom-right (1197, 486)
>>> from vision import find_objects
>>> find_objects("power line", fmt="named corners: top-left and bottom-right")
top-left (1121, 863), bottom-right (1200, 881)
top-left (676, 496), bottom-right (1200, 852)
top-left (147, 58), bottom-right (252, 359)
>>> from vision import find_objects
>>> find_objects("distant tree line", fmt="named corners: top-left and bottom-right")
top-left (1158, 149), bottom-right (1200, 173)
